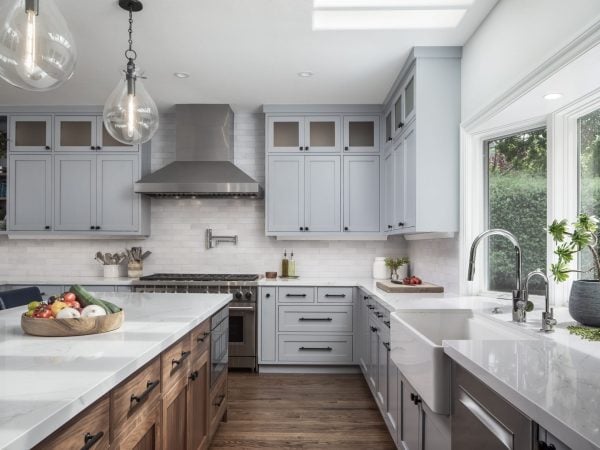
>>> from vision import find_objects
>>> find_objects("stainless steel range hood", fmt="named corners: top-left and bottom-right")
top-left (134, 104), bottom-right (263, 198)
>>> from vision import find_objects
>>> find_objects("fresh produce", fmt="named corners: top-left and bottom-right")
top-left (81, 305), bottom-right (107, 317)
top-left (63, 292), bottom-right (77, 303)
top-left (27, 301), bottom-right (41, 311)
top-left (56, 307), bottom-right (81, 319)
top-left (32, 305), bottom-right (53, 319)
top-left (69, 285), bottom-right (121, 314)
top-left (403, 276), bottom-right (423, 286)
top-left (50, 301), bottom-right (68, 317)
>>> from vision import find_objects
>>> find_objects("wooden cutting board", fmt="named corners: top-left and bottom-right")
top-left (376, 280), bottom-right (444, 293)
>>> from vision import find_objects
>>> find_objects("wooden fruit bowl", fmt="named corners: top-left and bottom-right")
top-left (21, 310), bottom-right (124, 337)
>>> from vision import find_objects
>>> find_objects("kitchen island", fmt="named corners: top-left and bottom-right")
top-left (0, 292), bottom-right (232, 450)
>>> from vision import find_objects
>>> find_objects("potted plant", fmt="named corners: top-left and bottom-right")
top-left (385, 257), bottom-right (409, 281)
top-left (548, 214), bottom-right (600, 326)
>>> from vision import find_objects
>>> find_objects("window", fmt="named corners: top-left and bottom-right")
top-left (578, 108), bottom-right (600, 279)
top-left (485, 128), bottom-right (547, 293)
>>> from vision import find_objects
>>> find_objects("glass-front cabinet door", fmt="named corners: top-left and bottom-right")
top-left (305, 116), bottom-right (340, 153)
top-left (393, 93), bottom-right (404, 137)
top-left (343, 116), bottom-right (380, 153)
top-left (267, 117), bottom-right (305, 152)
top-left (9, 116), bottom-right (52, 152)
top-left (385, 110), bottom-right (393, 146)
top-left (404, 75), bottom-right (415, 124)
top-left (96, 117), bottom-right (138, 152)
top-left (54, 116), bottom-right (97, 151)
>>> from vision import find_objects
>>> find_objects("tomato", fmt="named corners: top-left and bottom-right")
top-left (34, 307), bottom-right (53, 319)
top-left (63, 299), bottom-right (81, 310)
top-left (63, 292), bottom-right (77, 303)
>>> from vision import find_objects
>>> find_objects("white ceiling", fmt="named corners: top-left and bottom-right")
top-left (0, 0), bottom-right (498, 111)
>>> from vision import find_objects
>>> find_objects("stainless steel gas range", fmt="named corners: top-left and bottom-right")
top-left (132, 273), bottom-right (259, 371)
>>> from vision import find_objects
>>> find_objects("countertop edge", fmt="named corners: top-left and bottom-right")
top-left (5, 294), bottom-right (232, 450)
top-left (443, 345), bottom-right (599, 450)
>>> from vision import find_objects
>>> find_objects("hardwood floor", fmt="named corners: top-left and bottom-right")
top-left (210, 372), bottom-right (396, 449)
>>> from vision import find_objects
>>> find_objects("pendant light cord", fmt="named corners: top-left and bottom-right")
top-left (125, 7), bottom-right (137, 61)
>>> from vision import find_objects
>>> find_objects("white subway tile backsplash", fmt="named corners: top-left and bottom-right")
top-left (0, 112), bottom-right (406, 279)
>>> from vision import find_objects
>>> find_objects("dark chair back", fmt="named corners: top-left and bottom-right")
top-left (0, 287), bottom-right (43, 310)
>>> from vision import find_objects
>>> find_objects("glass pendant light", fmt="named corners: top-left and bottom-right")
top-left (103, 0), bottom-right (158, 145)
top-left (0, 0), bottom-right (77, 91)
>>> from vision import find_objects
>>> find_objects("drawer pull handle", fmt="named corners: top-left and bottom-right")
top-left (130, 380), bottom-right (160, 407)
top-left (189, 370), bottom-right (199, 381)
top-left (286, 294), bottom-right (307, 297)
top-left (383, 342), bottom-right (391, 351)
top-left (299, 346), bottom-right (333, 351)
top-left (197, 331), bottom-right (211, 343)
top-left (81, 431), bottom-right (104, 450)
top-left (299, 317), bottom-right (333, 321)
top-left (213, 394), bottom-right (226, 407)
top-left (172, 350), bottom-right (191, 368)
top-left (325, 294), bottom-right (346, 298)
top-left (229, 305), bottom-right (255, 311)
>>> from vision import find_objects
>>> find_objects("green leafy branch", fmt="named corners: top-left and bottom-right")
top-left (548, 214), bottom-right (600, 282)
top-left (384, 257), bottom-right (409, 271)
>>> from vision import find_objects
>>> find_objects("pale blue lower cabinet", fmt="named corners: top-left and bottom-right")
top-left (258, 286), bottom-right (355, 366)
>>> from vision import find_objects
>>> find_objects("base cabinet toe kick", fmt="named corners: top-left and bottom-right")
top-left (34, 307), bottom-right (228, 450)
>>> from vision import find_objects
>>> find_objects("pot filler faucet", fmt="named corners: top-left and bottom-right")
top-left (468, 229), bottom-right (527, 323)
top-left (524, 269), bottom-right (557, 332)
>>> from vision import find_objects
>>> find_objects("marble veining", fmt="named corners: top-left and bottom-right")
top-left (0, 292), bottom-right (232, 450)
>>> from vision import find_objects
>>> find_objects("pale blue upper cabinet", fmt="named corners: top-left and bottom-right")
top-left (343, 116), bottom-right (380, 153)
top-left (54, 116), bottom-right (98, 152)
top-left (96, 154), bottom-right (140, 232)
top-left (403, 122), bottom-right (417, 229)
top-left (54, 154), bottom-right (97, 231)
top-left (404, 75), bottom-right (415, 124)
top-left (393, 139), bottom-right (405, 230)
top-left (267, 116), bottom-right (305, 152)
top-left (8, 154), bottom-right (52, 231)
top-left (9, 116), bottom-right (52, 152)
top-left (393, 92), bottom-right (404, 138)
top-left (96, 117), bottom-right (138, 152)
top-left (305, 116), bottom-right (341, 153)
top-left (305, 155), bottom-right (341, 232)
top-left (267, 155), bottom-right (305, 232)
top-left (343, 155), bottom-right (380, 232)
top-left (384, 110), bottom-right (393, 147)
top-left (383, 150), bottom-right (394, 232)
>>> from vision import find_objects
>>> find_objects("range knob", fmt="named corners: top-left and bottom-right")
top-left (235, 291), bottom-right (243, 300)
top-left (245, 291), bottom-right (253, 300)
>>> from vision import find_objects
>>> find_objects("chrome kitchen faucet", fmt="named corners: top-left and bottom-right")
top-left (468, 229), bottom-right (528, 323)
top-left (524, 269), bottom-right (557, 332)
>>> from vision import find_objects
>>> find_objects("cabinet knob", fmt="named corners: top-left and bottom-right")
top-left (344, 227), bottom-right (349, 231)
top-left (388, 225), bottom-right (392, 229)
top-left (90, 146), bottom-right (95, 150)
top-left (305, 146), bottom-right (309, 151)
top-left (344, 146), bottom-right (349, 151)
top-left (96, 226), bottom-right (101, 230)
top-left (387, 137), bottom-right (392, 142)
top-left (44, 226), bottom-right (50, 230)
top-left (299, 146), bottom-right (303, 150)
top-left (90, 226), bottom-right (95, 230)
top-left (299, 227), bottom-right (304, 231)
top-left (45, 146), bottom-right (51, 150)
top-left (265, 293), bottom-right (271, 298)
top-left (398, 122), bottom-right (404, 128)
top-left (305, 226), bottom-right (309, 231)
top-left (96, 146), bottom-right (102, 150)
top-left (398, 222), bottom-right (404, 227)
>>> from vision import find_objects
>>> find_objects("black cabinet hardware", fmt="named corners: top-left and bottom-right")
top-left (44, 226), bottom-right (50, 230)
top-left (299, 146), bottom-right (303, 150)
top-left (398, 122), bottom-right (404, 128)
top-left (370, 326), bottom-right (378, 332)
top-left (344, 226), bottom-right (349, 231)
top-left (286, 294), bottom-right (307, 297)
top-left (387, 137), bottom-right (392, 142)
top-left (265, 293), bottom-right (271, 298)
top-left (325, 293), bottom-right (346, 298)
top-left (45, 146), bottom-right (51, 150)
top-left (130, 380), bottom-right (159, 406)
top-left (299, 317), bottom-right (332, 321)
top-left (344, 146), bottom-right (349, 151)
top-left (299, 227), bottom-right (304, 231)
top-left (363, 296), bottom-right (369, 300)
top-left (196, 331), bottom-right (211, 343)
top-left (398, 222), bottom-right (404, 227)
top-left (82, 431), bottom-right (104, 450)
top-left (375, 312), bottom-right (384, 318)
top-left (90, 146), bottom-right (95, 150)
top-left (305, 146), bottom-right (309, 150)
top-left (299, 346), bottom-right (333, 351)
top-left (305, 226), bottom-right (309, 231)
top-left (189, 370), bottom-right (199, 381)
top-left (388, 225), bottom-right (392, 229)
top-left (367, 305), bottom-right (375, 310)
top-left (384, 320), bottom-right (391, 328)
top-left (383, 342), bottom-right (391, 351)
top-left (96, 146), bottom-right (102, 150)
top-left (213, 394), bottom-right (226, 407)
top-left (409, 393), bottom-right (422, 405)
top-left (90, 226), bottom-right (95, 230)
top-left (171, 350), bottom-right (191, 368)
top-left (538, 443), bottom-right (556, 450)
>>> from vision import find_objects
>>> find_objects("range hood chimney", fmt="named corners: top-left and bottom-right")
top-left (134, 104), bottom-right (263, 198)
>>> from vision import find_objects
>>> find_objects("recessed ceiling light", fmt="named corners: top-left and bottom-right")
top-left (174, 72), bottom-right (190, 79)
top-left (298, 71), bottom-right (315, 78)
top-left (544, 93), bottom-right (563, 100)
top-left (312, 9), bottom-right (467, 30)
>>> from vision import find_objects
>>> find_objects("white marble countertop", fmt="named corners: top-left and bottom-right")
top-left (0, 292), bottom-right (232, 450)
top-left (0, 276), bottom-right (135, 286)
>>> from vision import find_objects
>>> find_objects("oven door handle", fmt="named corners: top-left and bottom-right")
top-left (228, 305), bottom-right (255, 311)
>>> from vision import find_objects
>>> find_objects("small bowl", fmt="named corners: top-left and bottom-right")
top-left (265, 272), bottom-right (277, 279)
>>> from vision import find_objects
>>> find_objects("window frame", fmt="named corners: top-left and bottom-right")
top-left (461, 89), bottom-right (600, 306)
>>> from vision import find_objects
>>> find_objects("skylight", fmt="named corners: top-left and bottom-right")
top-left (312, 0), bottom-right (471, 30)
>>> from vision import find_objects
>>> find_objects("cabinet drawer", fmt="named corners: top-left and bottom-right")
top-left (278, 286), bottom-right (315, 303)
top-left (317, 287), bottom-right (353, 303)
top-left (278, 305), bottom-right (353, 332)
top-left (35, 396), bottom-right (110, 450)
top-left (190, 319), bottom-right (211, 361)
top-left (209, 371), bottom-right (228, 439)
top-left (278, 334), bottom-right (353, 363)
top-left (110, 357), bottom-right (161, 440)
top-left (161, 334), bottom-right (192, 392)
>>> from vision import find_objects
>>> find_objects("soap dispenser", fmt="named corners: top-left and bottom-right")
top-left (281, 249), bottom-right (289, 278)
top-left (288, 250), bottom-right (296, 277)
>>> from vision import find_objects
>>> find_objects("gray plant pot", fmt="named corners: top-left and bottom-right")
top-left (569, 280), bottom-right (600, 327)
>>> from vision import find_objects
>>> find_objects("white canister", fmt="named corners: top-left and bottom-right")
top-left (103, 264), bottom-right (120, 278)
top-left (372, 257), bottom-right (388, 280)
